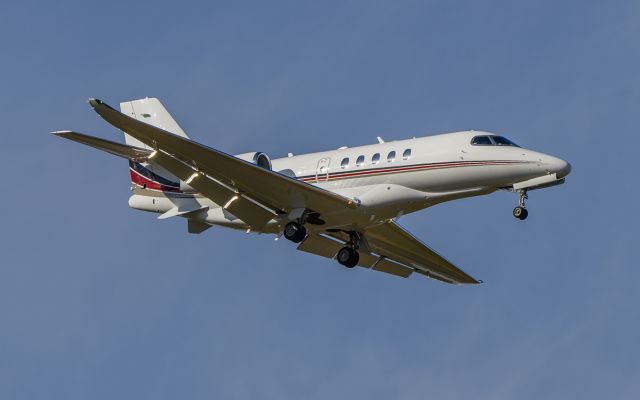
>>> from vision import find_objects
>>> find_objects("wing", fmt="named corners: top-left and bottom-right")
top-left (297, 221), bottom-right (479, 284)
top-left (365, 221), bottom-right (479, 284)
top-left (297, 234), bottom-right (415, 278)
top-left (88, 99), bottom-right (357, 229)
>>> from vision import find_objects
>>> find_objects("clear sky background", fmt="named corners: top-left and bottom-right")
top-left (1, 1), bottom-right (638, 399)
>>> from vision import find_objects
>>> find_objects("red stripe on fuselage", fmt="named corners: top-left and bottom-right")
top-left (299, 160), bottom-right (524, 182)
top-left (129, 168), bottom-right (182, 192)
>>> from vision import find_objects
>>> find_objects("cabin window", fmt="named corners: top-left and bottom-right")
top-left (402, 149), bottom-right (411, 160)
top-left (387, 151), bottom-right (396, 162)
top-left (340, 157), bottom-right (349, 169)
top-left (372, 153), bottom-right (380, 164)
top-left (356, 155), bottom-right (365, 167)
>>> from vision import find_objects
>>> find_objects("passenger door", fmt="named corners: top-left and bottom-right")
top-left (315, 157), bottom-right (331, 183)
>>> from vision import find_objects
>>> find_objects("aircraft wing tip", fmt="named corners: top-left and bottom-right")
top-left (51, 130), bottom-right (75, 138)
top-left (88, 98), bottom-right (111, 109)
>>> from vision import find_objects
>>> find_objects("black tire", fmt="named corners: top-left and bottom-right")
top-left (283, 222), bottom-right (306, 243)
top-left (519, 208), bottom-right (529, 220)
top-left (513, 206), bottom-right (526, 220)
top-left (337, 247), bottom-right (359, 268)
top-left (350, 251), bottom-right (360, 268)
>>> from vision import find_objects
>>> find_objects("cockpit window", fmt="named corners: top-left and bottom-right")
top-left (471, 135), bottom-right (519, 147)
top-left (492, 136), bottom-right (519, 146)
top-left (471, 136), bottom-right (492, 145)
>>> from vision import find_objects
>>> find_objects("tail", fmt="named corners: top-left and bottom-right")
top-left (119, 97), bottom-right (189, 146)
top-left (120, 98), bottom-right (187, 193)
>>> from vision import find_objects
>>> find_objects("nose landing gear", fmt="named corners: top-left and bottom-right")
top-left (513, 190), bottom-right (529, 220)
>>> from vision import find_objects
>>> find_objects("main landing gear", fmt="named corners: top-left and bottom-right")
top-left (283, 221), bottom-right (306, 243)
top-left (283, 221), bottom-right (360, 269)
top-left (513, 190), bottom-right (529, 220)
top-left (337, 246), bottom-right (359, 268)
top-left (336, 231), bottom-right (361, 268)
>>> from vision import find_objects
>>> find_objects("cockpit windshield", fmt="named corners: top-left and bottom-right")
top-left (471, 135), bottom-right (519, 147)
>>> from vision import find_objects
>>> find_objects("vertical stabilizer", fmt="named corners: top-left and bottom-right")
top-left (119, 97), bottom-right (189, 149)
top-left (120, 98), bottom-right (188, 192)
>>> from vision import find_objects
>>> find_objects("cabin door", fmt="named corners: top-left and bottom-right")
top-left (315, 157), bottom-right (331, 182)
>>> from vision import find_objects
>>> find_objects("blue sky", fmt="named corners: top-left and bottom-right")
top-left (1, 1), bottom-right (639, 398)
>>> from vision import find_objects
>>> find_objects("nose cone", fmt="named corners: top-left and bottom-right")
top-left (550, 157), bottom-right (572, 178)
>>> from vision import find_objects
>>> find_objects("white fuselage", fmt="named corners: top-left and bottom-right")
top-left (129, 130), bottom-right (571, 233)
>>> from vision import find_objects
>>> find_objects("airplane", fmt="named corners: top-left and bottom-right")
top-left (53, 97), bottom-right (571, 284)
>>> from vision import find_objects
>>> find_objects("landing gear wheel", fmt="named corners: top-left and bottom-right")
top-left (513, 206), bottom-right (528, 220)
top-left (337, 247), bottom-right (359, 268)
top-left (283, 222), bottom-right (306, 243)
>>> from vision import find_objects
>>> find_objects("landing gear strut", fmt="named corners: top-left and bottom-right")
top-left (513, 190), bottom-right (529, 220)
top-left (284, 221), bottom-right (306, 243)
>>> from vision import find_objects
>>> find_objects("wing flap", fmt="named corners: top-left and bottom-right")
top-left (297, 234), bottom-right (342, 259)
top-left (188, 220), bottom-right (211, 234)
top-left (297, 234), bottom-right (413, 278)
top-left (356, 252), bottom-right (380, 268)
top-left (372, 258), bottom-right (414, 278)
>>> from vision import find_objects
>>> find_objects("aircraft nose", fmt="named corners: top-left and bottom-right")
top-left (550, 157), bottom-right (572, 178)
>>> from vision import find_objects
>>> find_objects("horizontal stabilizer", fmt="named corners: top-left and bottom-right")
top-left (52, 131), bottom-right (151, 161)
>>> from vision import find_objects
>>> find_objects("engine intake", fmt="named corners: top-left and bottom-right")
top-left (235, 152), bottom-right (272, 170)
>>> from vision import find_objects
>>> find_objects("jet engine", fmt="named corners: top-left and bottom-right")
top-left (235, 152), bottom-right (272, 170)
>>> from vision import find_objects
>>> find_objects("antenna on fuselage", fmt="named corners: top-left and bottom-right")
top-left (377, 136), bottom-right (384, 144)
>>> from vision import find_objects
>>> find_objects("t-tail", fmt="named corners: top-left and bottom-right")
top-left (120, 98), bottom-right (189, 194)
top-left (52, 97), bottom-right (192, 195)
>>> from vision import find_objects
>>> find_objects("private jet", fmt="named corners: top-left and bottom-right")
top-left (53, 98), bottom-right (571, 284)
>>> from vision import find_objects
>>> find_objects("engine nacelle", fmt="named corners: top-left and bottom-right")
top-left (235, 152), bottom-right (272, 170)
